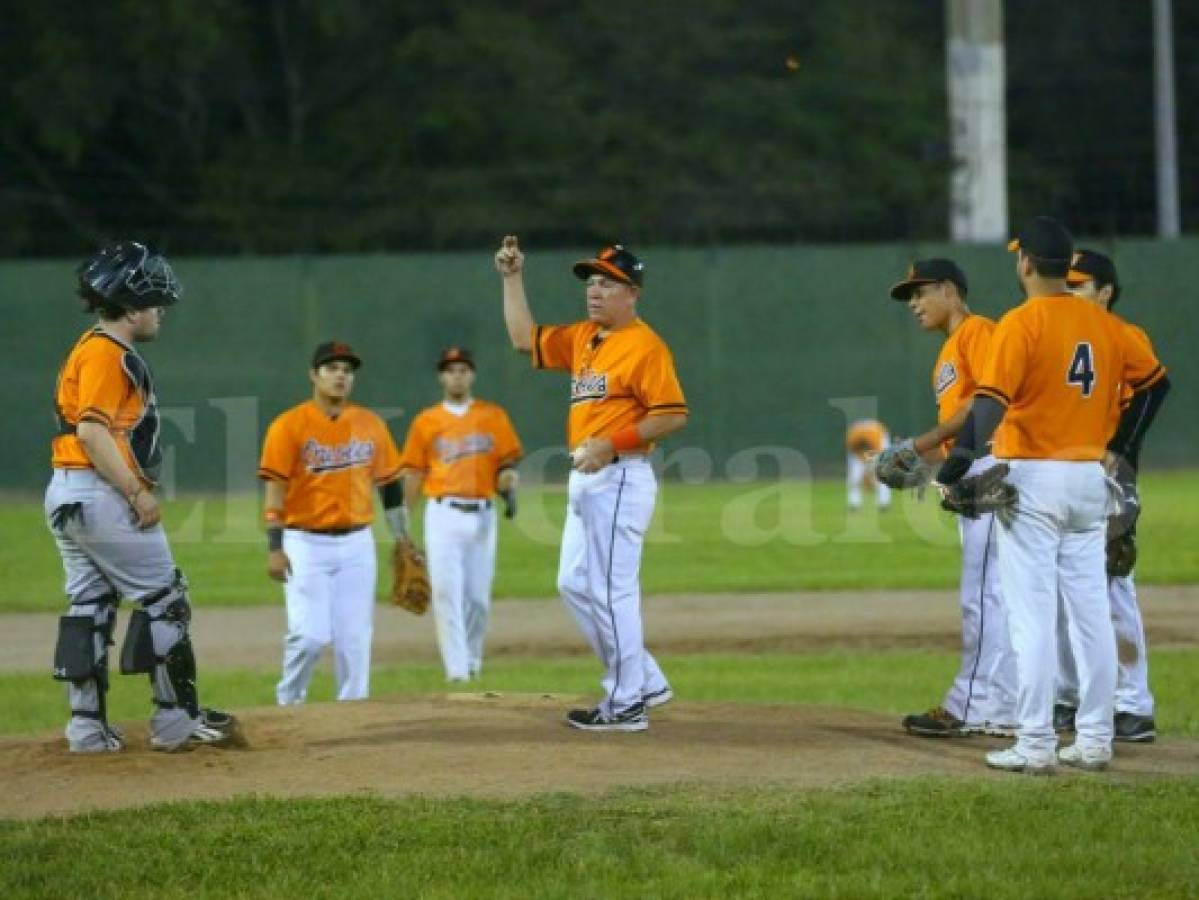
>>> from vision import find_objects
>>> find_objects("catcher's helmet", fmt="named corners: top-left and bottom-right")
top-left (77, 241), bottom-right (182, 310)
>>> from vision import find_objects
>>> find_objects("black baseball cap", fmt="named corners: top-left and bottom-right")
top-left (572, 243), bottom-right (645, 287)
top-left (1007, 216), bottom-right (1074, 265)
top-left (1067, 249), bottom-right (1121, 306)
top-left (1067, 249), bottom-right (1118, 290)
top-left (438, 345), bottom-right (475, 371)
top-left (889, 258), bottom-right (969, 301)
top-left (311, 340), bottom-right (361, 370)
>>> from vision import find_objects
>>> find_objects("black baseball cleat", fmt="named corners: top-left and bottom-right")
top-left (566, 703), bottom-right (648, 732)
top-left (1114, 712), bottom-right (1156, 743)
top-left (642, 686), bottom-right (674, 709)
top-left (1053, 704), bottom-right (1077, 733)
top-left (902, 707), bottom-right (967, 738)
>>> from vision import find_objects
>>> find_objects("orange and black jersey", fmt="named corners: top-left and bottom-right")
top-left (400, 400), bottom-right (522, 499)
top-left (52, 326), bottom-right (162, 484)
top-left (259, 401), bottom-right (403, 531)
top-left (532, 318), bottom-right (687, 451)
top-left (977, 294), bottom-right (1165, 461)
top-left (932, 315), bottom-right (995, 454)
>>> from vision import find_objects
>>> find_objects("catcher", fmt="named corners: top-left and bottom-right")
top-left (880, 258), bottom-right (1018, 739)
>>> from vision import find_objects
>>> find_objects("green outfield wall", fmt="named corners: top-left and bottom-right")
top-left (3, 239), bottom-right (1193, 492)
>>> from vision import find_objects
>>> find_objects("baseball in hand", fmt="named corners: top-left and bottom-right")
top-left (495, 235), bottom-right (523, 276)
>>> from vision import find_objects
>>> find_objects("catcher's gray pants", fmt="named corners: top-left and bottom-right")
top-left (45, 468), bottom-right (201, 750)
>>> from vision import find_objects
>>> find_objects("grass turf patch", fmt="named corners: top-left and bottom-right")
top-left (5, 647), bottom-right (1197, 739)
top-left (3, 469), bottom-right (1198, 611)
top-left (2, 780), bottom-right (1197, 898)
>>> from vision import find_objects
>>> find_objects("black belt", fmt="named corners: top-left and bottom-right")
top-left (295, 525), bottom-right (368, 536)
top-left (434, 497), bottom-right (491, 513)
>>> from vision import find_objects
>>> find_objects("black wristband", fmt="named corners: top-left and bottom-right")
top-left (267, 526), bottom-right (283, 552)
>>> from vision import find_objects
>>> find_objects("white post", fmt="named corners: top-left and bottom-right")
top-left (1154, 0), bottom-right (1181, 238)
top-left (946, 0), bottom-right (1008, 243)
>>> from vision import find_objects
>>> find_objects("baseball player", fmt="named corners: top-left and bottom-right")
top-left (399, 346), bottom-right (523, 682)
top-left (885, 258), bottom-right (1017, 738)
top-left (259, 341), bottom-right (406, 705)
top-left (1054, 250), bottom-right (1169, 743)
top-left (496, 237), bottom-right (687, 732)
top-left (47, 242), bottom-right (237, 753)
top-left (937, 217), bottom-right (1170, 773)
top-left (844, 419), bottom-right (891, 511)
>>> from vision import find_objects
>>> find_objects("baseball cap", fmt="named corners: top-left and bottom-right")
top-left (1007, 216), bottom-right (1074, 264)
top-left (438, 345), bottom-right (475, 371)
top-left (572, 244), bottom-right (645, 287)
top-left (311, 340), bottom-right (361, 370)
top-left (889, 258), bottom-right (969, 301)
top-left (1067, 249), bottom-right (1118, 290)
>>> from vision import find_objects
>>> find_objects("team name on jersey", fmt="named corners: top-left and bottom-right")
top-left (934, 361), bottom-right (958, 397)
top-left (301, 438), bottom-right (375, 474)
top-left (433, 432), bottom-right (496, 464)
top-left (571, 369), bottom-right (608, 404)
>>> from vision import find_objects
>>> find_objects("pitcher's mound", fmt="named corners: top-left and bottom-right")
top-left (1, 693), bottom-right (1192, 820)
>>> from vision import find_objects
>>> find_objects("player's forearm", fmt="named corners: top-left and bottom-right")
top-left (401, 470), bottom-right (425, 509)
top-left (76, 421), bottom-right (144, 498)
top-left (263, 480), bottom-right (287, 550)
top-left (912, 405), bottom-right (970, 456)
top-left (502, 275), bottom-right (535, 352)
top-left (639, 413), bottom-right (688, 442)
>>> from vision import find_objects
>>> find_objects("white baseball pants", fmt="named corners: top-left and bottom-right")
top-left (847, 453), bottom-right (891, 509)
top-left (1056, 573), bottom-right (1154, 716)
top-left (998, 460), bottom-right (1116, 756)
top-left (943, 460), bottom-right (1018, 727)
top-left (276, 527), bottom-right (376, 704)
top-left (558, 457), bottom-right (670, 716)
top-left (424, 498), bottom-right (498, 681)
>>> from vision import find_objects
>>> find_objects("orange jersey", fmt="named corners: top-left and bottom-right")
top-left (532, 318), bottom-right (687, 451)
top-left (258, 401), bottom-right (403, 530)
top-left (846, 419), bottom-right (887, 457)
top-left (933, 315), bottom-right (995, 453)
top-left (51, 327), bottom-right (160, 485)
top-left (977, 294), bottom-right (1166, 460)
top-left (400, 400), bottom-right (522, 499)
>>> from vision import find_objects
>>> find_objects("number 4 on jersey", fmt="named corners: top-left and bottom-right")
top-left (1067, 342), bottom-right (1095, 397)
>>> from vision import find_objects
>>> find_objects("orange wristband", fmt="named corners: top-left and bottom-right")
top-left (610, 426), bottom-right (641, 453)
top-left (264, 507), bottom-right (284, 526)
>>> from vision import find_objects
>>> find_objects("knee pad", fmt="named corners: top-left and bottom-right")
top-left (120, 570), bottom-right (201, 718)
top-left (54, 594), bottom-right (119, 682)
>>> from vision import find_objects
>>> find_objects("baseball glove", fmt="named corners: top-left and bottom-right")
top-left (940, 463), bottom-right (1018, 526)
top-left (390, 540), bottom-right (431, 615)
top-left (1106, 531), bottom-right (1137, 577)
top-left (874, 439), bottom-right (932, 490)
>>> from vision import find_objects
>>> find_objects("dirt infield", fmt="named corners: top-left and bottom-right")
top-left (2, 587), bottom-right (1197, 819)
top-left (2, 693), bottom-right (1197, 820)
top-left (3, 584), bottom-right (1198, 672)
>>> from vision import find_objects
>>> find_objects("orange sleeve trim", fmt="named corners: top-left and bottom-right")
top-left (976, 386), bottom-right (1010, 406)
top-left (532, 325), bottom-right (545, 369)
top-left (373, 464), bottom-right (404, 485)
top-left (257, 466), bottom-right (289, 482)
top-left (1129, 364), bottom-right (1166, 392)
top-left (78, 408), bottom-right (114, 427)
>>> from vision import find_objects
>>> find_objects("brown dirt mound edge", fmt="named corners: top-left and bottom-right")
top-left (2, 694), bottom-right (1196, 821)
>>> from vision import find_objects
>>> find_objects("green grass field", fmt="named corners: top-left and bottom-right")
top-left (3, 470), bottom-right (1198, 610)
top-left (4, 782), bottom-right (1198, 899)
top-left (3, 473), bottom-right (1197, 897)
